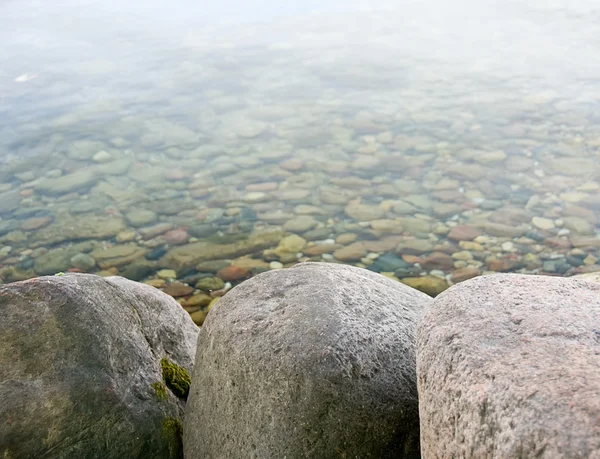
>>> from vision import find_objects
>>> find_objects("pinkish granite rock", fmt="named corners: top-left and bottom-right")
top-left (447, 226), bottom-right (482, 242)
top-left (164, 228), bottom-right (190, 245)
top-left (419, 252), bottom-right (454, 271)
top-left (417, 273), bottom-right (600, 458)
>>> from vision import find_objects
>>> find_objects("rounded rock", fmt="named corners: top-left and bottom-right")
top-left (216, 265), bottom-right (250, 282)
top-left (333, 242), bottom-right (367, 262)
top-left (243, 192), bottom-right (269, 203)
top-left (532, 216), bottom-right (555, 231)
top-left (92, 150), bottom-right (113, 163)
top-left (400, 276), bottom-right (449, 297)
top-left (344, 203), bottom-right (384, 221)
top-left (126, 209), bottom-right (158, 228)
top-left (162, 282), bottom-right (194, 297)
top-left (164, 229), bottom-right (190, 246)
top-left (282, 216), bottom-right (318, 234)
top-left (0, 274), bottom-right (198, 458)
top-left (418, 274), bottom-right (600, 458)
top-left (335, 233), bottom-right (358, 245)
top-left (195, 277), bottom-right (225, 292)
top-left (70, 253), bottom-right (97, 271)
top-left (157, 269), bottom-right (177, 280)
top-left (447, 226), bottom-right (483, 242)
top-left (184, 263), bottom-right (431, 459)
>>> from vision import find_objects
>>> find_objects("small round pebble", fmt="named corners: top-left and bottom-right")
top-left (93, 150), bottom-right (113, 163)
top-left (164, 228), bottom-right (189, 245)
top-left (216, 266), bottom-right (249, 282)
top-left (195, 277), bottom-right (225, 291)
top-left (116, 230), bottom-right (138, 243)
top-left (70, 253), bottom-right (96, 271)
top-left (157, 269), bottom-right (177, 280)
top-left (531, 216), bottom-right (554, 231)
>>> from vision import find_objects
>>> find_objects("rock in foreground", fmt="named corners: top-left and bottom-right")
top-left (0, 273), bottom-right (199, 459)
top-left (417, 273), bottom-right (600, 458)
top-left (184, 262), bottom-right (431, 459)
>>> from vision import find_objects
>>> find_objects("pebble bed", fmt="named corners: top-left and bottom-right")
top-left (1, 4), bottom-right (599, 325)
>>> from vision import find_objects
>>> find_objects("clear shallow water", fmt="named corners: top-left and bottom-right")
top-left (1, 0), bottom-right (599, 306)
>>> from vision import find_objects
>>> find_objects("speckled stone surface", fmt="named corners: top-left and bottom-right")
top-left (417, 273), bottom-right (600, 458)
top-left (0, 273), bottom-right (198, 459)
top-left (184, 262), bottom-right (431, 459)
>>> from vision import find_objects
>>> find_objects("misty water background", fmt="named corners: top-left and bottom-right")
top-left (3, 0), bottom-right (600, 161)
top-left (0, 0), bottom-right (599, 286)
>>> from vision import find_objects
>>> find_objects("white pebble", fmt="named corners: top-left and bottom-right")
top-left (243, 191), bottom-right (268, 203)
top-left (501, 241), bottom-right (514, 252)
top-left (269, 261), bottom-right (283, 269)
top-left (93, 150), bottom-right (113, 163)
top-left (316, 239), bottom-right (336, 245)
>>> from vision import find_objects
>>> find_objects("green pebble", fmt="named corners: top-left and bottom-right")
top-left (195, 277), bottom-right (225, 291)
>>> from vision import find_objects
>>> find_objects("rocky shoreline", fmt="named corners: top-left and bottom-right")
top-left (1, 137), bottom-right (599, 327)
top-left (2, 68), bottom-right (600, 331)
top-left (1, 267), bottom-right (598, 458)
top-left (2, 2), bottom-right (599, 455)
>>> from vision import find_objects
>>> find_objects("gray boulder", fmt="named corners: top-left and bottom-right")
top-left (184, 262), bottom-right (431, 459)
top-left (417, 273), bottom-right (600, 458)
top-left (0, 273), bottom-right (199, 459)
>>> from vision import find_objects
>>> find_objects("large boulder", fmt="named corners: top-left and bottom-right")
top-left (0, 273), bottom-right (199, 459)
top-left (184, 262), bottom-right (431, 459)
top-left (417, 273), bottom-right (600, 458)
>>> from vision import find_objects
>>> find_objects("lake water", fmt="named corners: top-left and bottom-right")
top-left (1, 0), bottom-right (599, 317)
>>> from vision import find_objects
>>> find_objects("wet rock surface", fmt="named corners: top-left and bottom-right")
top-left (0, 1), bottom-right (598, 400)
top-left (0, 273), bottom-right (198, 459)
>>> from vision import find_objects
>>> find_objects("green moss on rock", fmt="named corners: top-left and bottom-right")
top-left (151, 382), bottom-right (168, 401)
top-left (160, 358), bottom-right (191, 400)
top-left (161, 417), bottom-right (183, 458)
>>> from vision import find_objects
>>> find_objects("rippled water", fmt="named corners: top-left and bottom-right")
top-left (1, 0), bottom-right (599, 308)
